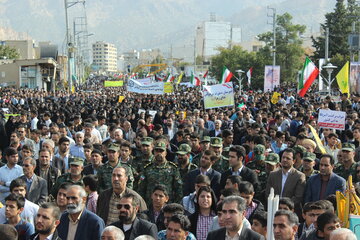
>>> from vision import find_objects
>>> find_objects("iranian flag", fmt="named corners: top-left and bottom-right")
top-left (191, 72), bottom-right (201, 86)
top-left (220, 66), bottom-right (233, 83)
top-left (203, 70), bottom-right (209, 78)
top-left (298, 57), bottom-right (319, 97)
top-left (166, 74), bottom-right (175, 82)
top-left (247, 67), bottom-right (253, 85)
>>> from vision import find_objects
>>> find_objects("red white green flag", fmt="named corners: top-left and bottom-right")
top-left (247, 67), bottom-right (253, 85)
top-left (220, 66), bottom-right (233, 83)
top-left (191, 72), bottom-right (201, 86)
top-left (166, 74), bottom-right (175, 82)
top-left (298, 57), bottom-right (319, 97)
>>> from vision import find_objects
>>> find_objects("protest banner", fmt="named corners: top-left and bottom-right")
top-left (350, 215), bottom-right (360, 239)
top-left (127, 79), bottom-right (164, 95)
top-left (164, 82), bottom-right (174, 93)
top-left (203, 82), bottom-right (234, 109)
top-left (136, 77), bottom-right (152, 85)
top-left (104, 81), bottom-right (124, 87)
top-left (264, 65), bottom-right (280, 92)
top-left (318, 109), bottom-right (346, 130)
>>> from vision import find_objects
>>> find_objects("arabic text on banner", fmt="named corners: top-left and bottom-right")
top-left (127, 79), bottom-right (164, 95)
top-left (318, 109), bottom-right (346, 130)
top-left (203, 82), bottom-right (235, 109)
top-left (104, 81), bottom-right (124, 87)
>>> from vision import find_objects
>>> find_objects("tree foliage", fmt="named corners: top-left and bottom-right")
top-left (0, 45), bottom-right (20, 59)
top-left (312, 0), bottom-right (353, 62)
top-left (258, 12), bottom-right (306, 83)
top-left (209, 12), bottom-right (305, 88)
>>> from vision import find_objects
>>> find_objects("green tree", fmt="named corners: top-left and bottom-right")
top-left (209, 46), bottom-right (269, 89)
top-left (258, 12), bottom-right (306, 83)
top-left (0, 45), bottom-right (20, 59)
top-left (312, 0), bottom-right (353, 61)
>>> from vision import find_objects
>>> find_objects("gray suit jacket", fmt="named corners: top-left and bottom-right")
top-left (19, 174), bottom-right (48, 204)
top-left (265, 167), bottom-right (306, 205)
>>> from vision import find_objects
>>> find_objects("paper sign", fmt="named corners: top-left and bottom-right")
top-left (164, 82), bottom-right (174, 93)
top-left (104, 81), bottom-right (124, 87)
top-left (127, 79), bottom-right (164, 95)
top-left (349, 215), bottom-right (360, 239)
top-left (318, 109), bottom-right (346, 130)
top-left (203, 82), bottom-right (235, 109)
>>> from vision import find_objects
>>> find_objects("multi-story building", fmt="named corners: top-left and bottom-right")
top-left (92, 41), bottom-right (117, 73)
top-left (195, 17), bottom-right (242, 61)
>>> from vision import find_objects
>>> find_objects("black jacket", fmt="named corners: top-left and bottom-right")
top-left (110, 217), bottom-right (158, 240)
top-left (34, 162), bottom-right (60, 196)
top-left (29, 230), bottom-right (61, 240)
top-left (207, 227), bottom-right (264, 240)
top-left (220, 166), bottom-right (260, 193)
top-left (183, 168), bottom-right (221, 196)
top-left (141, 205), bottom-right (165, 231)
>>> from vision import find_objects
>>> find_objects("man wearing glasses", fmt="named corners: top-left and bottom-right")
top-left (110, 193), bottom-right (157, 240)
top-left (57, 185), bottom-right (105, 240)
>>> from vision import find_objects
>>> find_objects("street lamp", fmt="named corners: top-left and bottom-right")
top-left (322, 63), bottom-right (337, 96)
top-left (235, 70), bottom-right (245, 94)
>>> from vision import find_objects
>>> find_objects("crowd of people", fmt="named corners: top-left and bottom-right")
top-left (0, 82), bottom-right (357, 240)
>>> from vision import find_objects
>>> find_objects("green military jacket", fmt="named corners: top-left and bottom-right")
top-left (138, 160), bottom-right (183, 204)
top-left (334, 162), bottom-right (357, 182)
top-left (97, 161), bottom-right (134, 193)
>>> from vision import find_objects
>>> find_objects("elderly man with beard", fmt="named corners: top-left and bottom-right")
top-left (57, 185), bottom-right (105, 240)
top-left (30, 203), bottom-right (61, 240)
top-left (110, 193), bottom-right (157, 240)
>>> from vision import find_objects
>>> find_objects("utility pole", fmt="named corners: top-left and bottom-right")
top-left (267, 6), bottom-right (276, 90)
top-left (325, 27), bottom-right (329, 64)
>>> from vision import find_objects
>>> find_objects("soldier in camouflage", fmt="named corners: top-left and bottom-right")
top-left (209, 137), bottom-right (229, 173)
top-left (246, 144), bottom-right (266, 174)
top-left (301, 152), bottom-right (319, 181)
top-left (132, 137), bottom-right (155, 186)
top-left (138, 141), bottom-right (183, 204)
top-left (176, 143), bottom-right (197, 180)
top-left (192, 136), bottom-right (211, 166)
top-left (51, 157), bottom-right (85, 197)
top-left (334, 143), bottom-right (357, 182)
top-left (256, 153), bottom-right (280, 203)
top-left (293, 145), bottom-right (307, 171)
top-left (97, 143), bottom-right (134, 193)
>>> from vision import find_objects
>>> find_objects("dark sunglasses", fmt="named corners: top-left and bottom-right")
top-left (117, 204), bottom-right (131, 210)
top-left (23, 164), bottom-right (31, 167)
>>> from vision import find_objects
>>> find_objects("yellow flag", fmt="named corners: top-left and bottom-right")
top-left (336, 191), bottom-right (347, 225)
top-left (336, 61), bottom-right (349, 94)
top-left (271, 92), bottom-right (281, 104)
top-left (118, 96), bottom-right (125, 103)
top-left (308, 125), bottom-right (327, 154)
top-left (176, 72), bottom-right (184, 84)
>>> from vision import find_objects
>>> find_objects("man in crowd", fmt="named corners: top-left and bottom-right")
top-left (0, 147), bottom-right (23, 203)
top-left (138, 141), bottom-right (183, 204)
top-left (110, 193), bottom-right (158, 240)
top-left (97, 167), bottom-right (147, 225)
top-left (97, 143), bottom-right (134, 193)
top-left (206, 196), bottom-right (263, 240)
top-left (57, 185), bottom-right (105, 240)
top-left (18, 157), bottom-right (48, 204)
top-left (30, 203), bottom-right (61, 240)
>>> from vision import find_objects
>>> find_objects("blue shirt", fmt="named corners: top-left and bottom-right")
top-left (0, 164), bottom-right (23, 203)
top-left (158, 230), bottom-right (196, 240)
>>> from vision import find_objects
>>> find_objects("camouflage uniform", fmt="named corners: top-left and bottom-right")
top-left (176, 144), bottom-right (198, 180)
top-left (301, 152), bottom-right (319, 181)
top-left (256, 153), bottom-right (280, 203)
top-left (97, 161), bottom-right (134, 193)
top-left (334, 143), bottom-right (357, 181)
top-left (50, 158), bottom-right (85, 197)
top-left (293, 145), bottom-right (307, 171)
top-left (138, 141), bottom-right (183, 204)
top-left (246, 144), bottom-right (266, 174)
top-left (192, 136), bottom-right (210, 166)
top-left (210, 137), bottom-right (229, 173)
